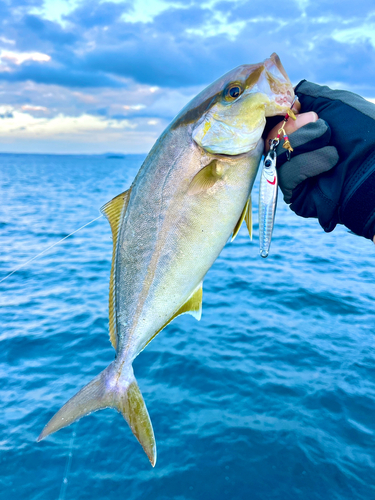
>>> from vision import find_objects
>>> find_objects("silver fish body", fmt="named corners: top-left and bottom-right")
top-left (115, 130), bottom-right (262, 358)
top-left (38, 53), bottom-right (295, 466)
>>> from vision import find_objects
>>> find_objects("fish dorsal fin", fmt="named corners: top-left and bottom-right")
top-left (100, 189), bottom-right (132, 349)
top-left (245, 195), bottom-right (252, 240)
top-left (188, 161), bottom-right (224, 195)
top-left (143, 282), bottom-right (203, 350)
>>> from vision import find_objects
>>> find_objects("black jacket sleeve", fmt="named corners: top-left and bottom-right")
top-left (275, 80), bottom-right (375, 240)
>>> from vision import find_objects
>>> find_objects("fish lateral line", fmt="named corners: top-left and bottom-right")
top-left (0, 214), bottom-right (104, 284)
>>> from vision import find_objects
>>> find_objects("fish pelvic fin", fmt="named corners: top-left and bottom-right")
top-left (101, 189), bottom-right (132, 350)
top-left (37, 362), bottom-right (157, 467)
top-left (245, 195), bottom-right (253, 241)
top-left (232, 195), bottom-right (252, 241)
top-left (142, 282), bottom-right (203, 352)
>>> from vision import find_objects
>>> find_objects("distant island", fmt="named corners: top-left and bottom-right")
top-left (106, 154), bottom-right (126, 159)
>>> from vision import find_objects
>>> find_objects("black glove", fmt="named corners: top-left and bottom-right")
top-left (275, 80), bottom-right (375, 240)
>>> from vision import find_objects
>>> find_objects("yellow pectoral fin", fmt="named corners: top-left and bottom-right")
top-left (188, 161), bottom-right (223, 195)
top-left (100, 188), bottom-right (132, 349)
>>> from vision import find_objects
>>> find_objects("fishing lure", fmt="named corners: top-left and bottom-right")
top-left (259, 143), bottom-right (278, 258)
top-left (258, 99), bottom-right (297, 258)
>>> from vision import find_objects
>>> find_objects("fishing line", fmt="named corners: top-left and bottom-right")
top-left (0, 214), bottom-right (103, 284)
top-left (58, 426), bottom-right (77, 500)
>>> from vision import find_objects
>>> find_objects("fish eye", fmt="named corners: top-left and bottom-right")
top-left (224, 83), bottom-right (243, 101)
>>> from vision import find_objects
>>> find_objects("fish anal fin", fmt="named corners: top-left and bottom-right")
top-left (232, 197), bottom-right (250, 241)
top-left (100, 189), bottom-right (132, 350)
top-left (188, 161), bottom-right (223, 195)
top-left (143, 282), bottom-right (203, 351)
top-left (245, 195), bottom-right (252, 240)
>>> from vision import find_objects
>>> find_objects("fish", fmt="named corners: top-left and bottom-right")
top-left (37, 53), bottom-right (295, 466)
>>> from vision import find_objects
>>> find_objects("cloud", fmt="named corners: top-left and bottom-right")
top-left (0, 49), bottom-right (51, 65)
top-left (0, 61), bottom-right (125, 88)
top-left (0, 0), bottom-right (375, 153)
top-left (305, 0), bottom-right (375, 17)
top-left (65, 1), bottom-right (130, 28)
top-left (332, 24), bottom-right (375, 48)
top-left (215, 0), bottom-right (294, 21)
top-left (0, 105), bottom-right (160, 154)
top-left (2, 0), bottom-right (375, 91)
top-left (0, 105), bottom-right (137, 136)
top-left (3, 14), bottom-right (79, 55)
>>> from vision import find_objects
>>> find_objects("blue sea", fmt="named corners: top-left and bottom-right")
top-left (1, 153), bottom-right (375, 500)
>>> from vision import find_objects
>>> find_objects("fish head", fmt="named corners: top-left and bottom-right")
top-left (181, 53), bottom-right (295, 156)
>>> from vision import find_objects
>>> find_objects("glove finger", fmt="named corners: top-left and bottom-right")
top-left (275, 118), bottom-right (332, 163)
top-left (279, 146), bottom-right (339, 203)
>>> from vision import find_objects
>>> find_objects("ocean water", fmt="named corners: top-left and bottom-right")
top-left (0, 153), bottom-right (374, 500)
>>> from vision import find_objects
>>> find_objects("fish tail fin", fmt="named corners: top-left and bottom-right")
top-left (37, 362), bottom-right (156, 466)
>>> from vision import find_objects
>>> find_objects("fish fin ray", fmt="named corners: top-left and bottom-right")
top-left (37, 362), bottom-right (156, 467)
top-left (37, 370), bottom-right (112, 442)
top-left (100, 189), bottom-right (132, 349)
top-left (232, 197), bottom-right (250, 241)
top-left (188, 161), bottom-right (222, 195)
top-left (173, 281), bottom-right (203, 321)
top-left (143, 282), bottom-right (203, 351)
top-left (120, 377), bottom-right (156, 466)
top-left (245, 195), bottom-right (253, 240)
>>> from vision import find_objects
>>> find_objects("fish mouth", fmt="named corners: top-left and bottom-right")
top-left (272, 91), bottom-right (299, 115)
top-left (275, 93), bottom-right (293, 106)
top-left (274, 86), bottom-right (296, 105)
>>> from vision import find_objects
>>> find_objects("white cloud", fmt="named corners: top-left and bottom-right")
top-left (0, 106), bottom-right (137, 138)
top-left (0, 50), bottom-right (51, 66)
top-left (186, 19), bottom-right (247, 41)
top-left (72, 91), bottom-right (98, 104)
top-left (332, 24), bottom-right (375, 48)
top-left (21, 105), bottom-right (48, 112)
top-left (123, 104), bottom-right (146, 110)
top-left (0, 36), bottom-right (15, 45)
top-left (121, 0), bottom-right (171, 24)
top-left (29, 0), bottom-right (80, 25)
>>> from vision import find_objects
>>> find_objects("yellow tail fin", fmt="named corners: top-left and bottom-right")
top-left (37, 362), bottom-right (156, 466)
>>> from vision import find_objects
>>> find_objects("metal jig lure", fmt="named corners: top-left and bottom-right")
top-left (258, 98), bottom-right (297, 258)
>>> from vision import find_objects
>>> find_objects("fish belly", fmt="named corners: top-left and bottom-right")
top-left (115, 136), bottom-right (263, 359)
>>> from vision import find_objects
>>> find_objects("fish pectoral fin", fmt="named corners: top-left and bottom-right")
top-left (188, 161), bottom-right (223, 195)
top-left (245, 195), bottom-right (253, 241)
top-left (100, 189), bottom-right (132, 350)
top-left (231, 196), bottom-right (250, 241)
top-left (37, 362), bottom-right (157, 467)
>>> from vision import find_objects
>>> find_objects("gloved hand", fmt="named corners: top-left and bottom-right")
top-left (265, 81), bottom-right (375, 241)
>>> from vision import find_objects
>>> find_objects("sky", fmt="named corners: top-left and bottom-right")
top-left (0, 0), bottom-right (374, 154)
